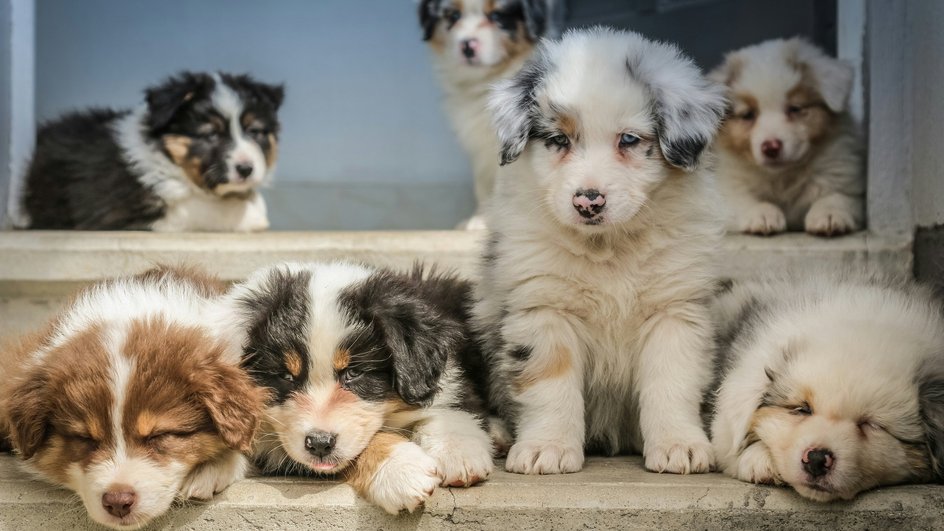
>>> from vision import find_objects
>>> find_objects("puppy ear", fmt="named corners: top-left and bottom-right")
top-left (520, 0), bottom-right (548, 40)
top-left (254, 82), bottom-right (285, 111)
top-left (490, 51), bottom-right (549, 165)
top-left (628, 40), bottom-right (727, 170)
top-left (145, 71), bottom-right (214, 131)
top-left (197, 358), bottom-right (265, 452)
top-left (4, 369), bottom-right (51, 459)
top-left (418, 0), bottom-right (440, 41)
top-left (798, 44), bottom-right (854, 113)
top-left (918, 357), bottom-right (944, 479)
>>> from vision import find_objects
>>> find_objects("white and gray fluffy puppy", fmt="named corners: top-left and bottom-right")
top-left (710, 38), bottom-right (864, 236)
top-left (710, 272), bottom-right (944, 501)
top-left (474, 27), bottom-right (726, 475)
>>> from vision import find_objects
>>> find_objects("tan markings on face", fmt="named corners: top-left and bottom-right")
top-left (333, 349), bottom-right (350, 372)
top-left (240, 113), bottom-right (257, 129)
top-left (285, 350), bottom-right (304, 378)
top-left (162, 134), bottom-right (205, 187)
top-left (343, 431), bottom-right (410, 497)
top-left (265, 133), bottom-right (279, 167)
top-left (786, 82), bottom-right (836, 143)
top-left (515, 345), bottom-right (573, 390)
top-left (717, 92), bottom-right (759, 160)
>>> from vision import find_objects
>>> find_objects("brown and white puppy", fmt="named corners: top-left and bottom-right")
top-left (217, 261), bottom-right (494, 513)
top-left (0, 266), bottom-right (264, 529)
top-left (419, 0), bottom-right (555, 229)
top-left (711, 272), bottom-right (944, 501)
top-left (711, 38), bottom-right (864, 236)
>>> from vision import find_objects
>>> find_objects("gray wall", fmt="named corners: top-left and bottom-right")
top-left (1, 0), bottom-right (33, 229)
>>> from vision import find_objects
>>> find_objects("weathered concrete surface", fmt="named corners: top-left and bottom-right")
top-left (0, 456), bottom-right (941, 530)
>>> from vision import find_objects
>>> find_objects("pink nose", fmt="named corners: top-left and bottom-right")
top-left (761, 139), bottom-right (783, 159)
top-left (573, 189), bottom-right (606, 219)
top-left (102, 486), bottom-right (137, 518)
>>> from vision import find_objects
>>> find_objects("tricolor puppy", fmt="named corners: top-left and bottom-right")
top-left (710, 38), bottom-right (864, 236)
top-left (419, 0), bottom-right (553, 229)
top-left (219, 262), bottom-right (493, 513)
top-left (475, 27), bottom-right (726, 475)
top-left (0, 266), bottom-right (264, 529)
top-left (711, 272), bottom-right (944, 500)
top-left (21, 71), bottom-right (283, 231)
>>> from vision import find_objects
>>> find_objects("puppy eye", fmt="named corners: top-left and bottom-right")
top-left (246, 126), bottom-right (267, 137)
top-left (546, 134), bottom-right (570, 150)
top-left (619, 133), bottom-right (641, 148)
top-left (738, 110), bottom-right (756, 121)
top-left (282, 373), bottom-right (295, 383)
top-left (858, 419), bottom-right (883, 433)
top-left (66, 433), bottom-right (99, 447)
top-left (487, 11), bottom-right (514, 29)
top-left (791, 403), bottom-right (813, 415)
top-left (341, 368), bottom-right (362, 385)
top-left (444, 8), bottom-right (461, 25)
top-left (786, 105), bottom-right (805, 117)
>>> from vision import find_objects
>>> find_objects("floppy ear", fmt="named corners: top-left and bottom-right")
top-left (197, 358), bottom-right (265, 452)
top-left (918, 356), bottom-right (944, 480)
top-left (805, 53), bottom-right (853, 113)
top-left (490, 50), bottom-right (549, 165)
top-left (4, 369), bottom-right (52, 459)
top-left (253, 82), bottom-right (285, 111)
top-left (520, 0), bottom-right (548, 40)
top-left (145, 71), bottom-right (214, 131)
top-left (418, 0), bottom-right (441, 41)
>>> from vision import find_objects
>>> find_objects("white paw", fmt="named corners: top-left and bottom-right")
top-left (804, 205), bottom-right (857, 237)
top-left (426, 435), bottom-right (494, 487)
top-left (733, 443), bottom-right (782, 485)
top-left (367, 442), bottom-right (439, 514)
top-left (644, 436), bottom-right (714, 474)
top-left (505, 440), bottom-right (584, 475)
top-left (739, 202), bottom-right (786, 235)
top-left (180, 453), bottom-right (247, 500)
top-left (456, 215), bottom-right (488, 231)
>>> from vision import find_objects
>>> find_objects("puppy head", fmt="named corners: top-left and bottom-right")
top-left (711, 37), bottom-right (853, 170)
top-left (419, 0), bottom-right (545, 70)
top-left (4, 318), bottom-right (262, 529)
top-left (235, 263), bottom-right (459, 475)
top-left (749, 325), bottom-right (935, 501)
top-left (145, 71), bottom-right (284, 196)
top-left (489, 27), bottom-right (725, 232)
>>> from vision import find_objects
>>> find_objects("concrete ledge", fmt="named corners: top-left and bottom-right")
top-left (1, 456), bottom-right (941, 530)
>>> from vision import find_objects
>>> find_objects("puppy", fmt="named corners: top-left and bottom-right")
top-left (217, 261), bottom-right (494, 513)
top-left (710, 38), bottom-right (864, 236)
top-left (0, 266), bottom-right (264, 529)
top-left (474, 28), bottom-right (726, 475)
top-left (21, 71), bottom-right (283, 232)
top-left (419, 0), bottom-right (552, 229)
top-left (710, 272), bottom-right (944, 500)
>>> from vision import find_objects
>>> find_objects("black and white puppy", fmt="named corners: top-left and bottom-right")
top-left (474, 27), bottom-right (726, 475)
top-left (216, 262), bottom-right (494, 513)
top-left (21, 71), bottom-right (283, 232)
top-left (419, 0), bottom-right (555, 229)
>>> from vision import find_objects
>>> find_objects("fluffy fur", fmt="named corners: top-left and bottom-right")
top-left (215, 261), bottom-right (493, 513)
top-left (0, 266), bottom-right (264, 529)
top-left (21, 71), bottom-right (283, 232)
top-left (419, 0), bottom-right (554, 229)
top-left (710, 272), bottom-right (944, 501)
top-left (710, 37), bottom-right (864, 236)
top-left (474, 27), bottom-right (726, 475)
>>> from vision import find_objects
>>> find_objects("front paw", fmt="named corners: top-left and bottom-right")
top-left (804, 205), bottom-right (857, 237)
top-left (367, 442), bottom-right (440, 514)
top-left (732, 443), bottom-right (782, 485)
top-left (644, 436), bottom-right (714, 474)
top-left (180, 453), bottom-right (247, 500)
top-left (738, 202), bottom-right (787, 235)
top-left (505, 440), bottom-right (584, 475)
top-left (427, 436), bottom-right (494, 487)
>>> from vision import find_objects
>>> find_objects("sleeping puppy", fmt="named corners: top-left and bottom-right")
top-left (710, 272), bottom-right (944, 501)
top-left (710, 38), bottom-right (864, 236)
top-left (474, 27), bottom-right (726, 475)
top-left (419, 0), bottom-right (554, 229)
top-left (0, 266), bottom-right (264, 529)
top-left (218, 261), bottom-right (493, 513)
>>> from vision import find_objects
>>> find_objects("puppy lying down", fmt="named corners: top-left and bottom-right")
top-left (710, 272), bottom-right (944, 501)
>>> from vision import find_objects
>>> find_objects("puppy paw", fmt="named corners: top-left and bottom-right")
top-left (733, 443), bottom-right (782, 485)
top-left (804, 205), bottom-right (857, 237)
top-left (427, 437), bottom-right (494, 487)
top-left (180, 452), bottom-right (247, 500)
top-left (739, 203), bottom-right (787, 236)
top-left (644, 436), bottom-right (714, 474)
top-left (505, 440), bottom-right (584, 475)
top-left (367, 442), bottom-right (439, 514)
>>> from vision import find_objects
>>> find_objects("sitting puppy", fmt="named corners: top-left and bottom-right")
top-left (710, 272), bottom-right (944, 501)
top-left (21, 71), bottom-right (283, 232)
top-left (0, 266), bottom-right (264, 529)
top-left (217, 262), bottom-right (493, 513)
top-left (419, 0), bottom-right (553, 229)
top-left (710, 38), bottom-right (864, 236)
top-left (475, 28), bottom-right (726, 475)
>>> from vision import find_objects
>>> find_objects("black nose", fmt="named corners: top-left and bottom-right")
top-left (573, 188), bottom-right (607, 218)
top-left (802, 448), bottom-right (834, 478)
top-left (304, 431), bottom-right (337, 458)
top-left (461, 39), bottom-right (476, 59)
top-left (235, 163), bottom-right (254, 178)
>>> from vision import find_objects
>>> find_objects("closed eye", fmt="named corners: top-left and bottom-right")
top-left (791, 403), bottom-right (813, 415)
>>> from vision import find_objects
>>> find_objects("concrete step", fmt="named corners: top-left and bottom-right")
top-left (0, 230), bottom-right (914, 340)
top-left (1, 456), bottom-right (941, 530)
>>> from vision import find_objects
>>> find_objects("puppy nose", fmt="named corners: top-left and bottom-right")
top-left (761, 139), bottom-right (783, 159)
top-left (802, 448), bottom-right (834, 478)
top-left (102, 486), bottom-right (137, 518)
top-left (305, 431), bottom-right (337, 458)
top-left (573, 188), bottom-right (606, 218)
top-left (235, 163), bottom-right (254, 179)
top-left (461, 39), bottom-right (478, 59)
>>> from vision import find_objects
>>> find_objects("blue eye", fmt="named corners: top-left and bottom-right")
top-left (619, 133), bottom-right (640, 148)
top-left (546, 134), bottom-right (570, 149)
